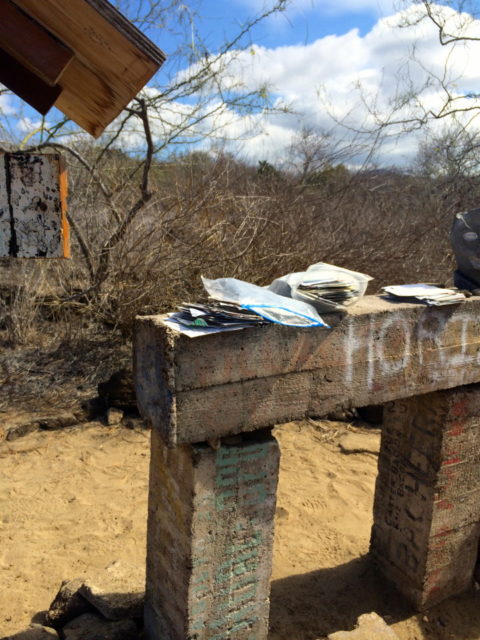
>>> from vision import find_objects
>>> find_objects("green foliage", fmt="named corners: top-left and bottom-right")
top-left (304, 163), bottom-right (348, 186)
top-left (257, 160), bottom-right (281, 179)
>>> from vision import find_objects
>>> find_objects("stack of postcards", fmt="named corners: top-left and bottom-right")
top-left (382, 284), bottom-right (466, 306)
top-left (296, 277), bottom-right (359, 307)
top-left (167, 301), bottom-right (267, 331)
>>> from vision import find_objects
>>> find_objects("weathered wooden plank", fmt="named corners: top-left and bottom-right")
top-left (13, 0), bottom-right (164, 80)
top-left (83, 0), bottom-right (166, 65)
top-left (136, 296), bottom-right (480, 391)
top-left (0, 0), bottom-right (73, 85)
top-left (0, 153), bottom-right (70, 258)
top-left (0, 47), bottom-right (62, 115)
top-left (134, 297), bottom-right (480, 445)
top-left (58, 156), bottom-right (71, 259)
top-left (54, 59), bottom-right (121, 138)
top-left (13, 0), bottom-right (165, 136)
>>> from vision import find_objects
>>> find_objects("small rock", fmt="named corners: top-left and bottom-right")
top-left (38, 412), bottom-right (78, 430)
top-left (4, 625), bottom-right (59, 639)
top-left (79, 561), bottom-right (145, 620)
top-left (6, 420), bottom-right (39, 441)
top-left (63, 614), bottom-right (137, 640)
top-left (78, 396), bottom-right (107, 421)
top-left (106, 407), bottom-right (124, 426)
top-left (328, 612), bottom-right (400, 639)
top-left (338, 433), bottom-right (380, 456)
top-left (123, 417), bottom-right (148, 430)
top-left (326, 408), bottom-right (357, 422)
top-left (46, 578), bottom-right (94, 629)
top-left (275, 506), bottom-right (289, 520)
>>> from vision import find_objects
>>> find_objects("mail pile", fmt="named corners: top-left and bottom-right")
top-left (163, 264), bottom-right (372, 337)
top-left (268, 263), bottom-right (372, 313)
top-left (163, 275), bottom-right (330, 336)
top-left (172, 301), bottom-right (267, 330)
top-left (381, 284), bottom-right (466, 306)
top-left (296, 275), bottom-right (361, 306)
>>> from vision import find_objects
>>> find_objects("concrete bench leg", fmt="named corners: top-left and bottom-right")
top-left (145, 428), bottom-right (280, 640)
top-left (371, 385), bottom-right (480, 608)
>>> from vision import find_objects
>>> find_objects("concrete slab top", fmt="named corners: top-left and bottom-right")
top-left (134, 295), bottom-right (480, 445)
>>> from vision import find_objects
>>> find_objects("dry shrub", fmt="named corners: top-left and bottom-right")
top-left (0, 262), bottom-right (46, 346)
top-left (2, 149), bottom-right (476, 339)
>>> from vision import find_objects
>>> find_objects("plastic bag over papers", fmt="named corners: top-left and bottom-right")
top-left (202, 277), bottom-right (329, 328)
top-left (268, 262), bottom-right (372, 313)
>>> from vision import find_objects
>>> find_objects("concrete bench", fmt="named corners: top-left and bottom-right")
top-left (134, 295), bottom-right (480, 639)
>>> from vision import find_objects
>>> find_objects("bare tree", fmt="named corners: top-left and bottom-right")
top-left (284, 128), bottom-right (355, 186)
top-left (362, 1), bottom-right (480, 132)
top-left (415, 123), bottom-right (480, 177)
top-left (0, 0), bottom-right (290, 313)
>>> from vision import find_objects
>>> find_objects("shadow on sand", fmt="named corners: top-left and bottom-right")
top-left (268, 555), bottom-right (480, 640)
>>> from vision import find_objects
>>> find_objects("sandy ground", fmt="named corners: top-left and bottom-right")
top-left (1, 420), bottom-right (480, 639)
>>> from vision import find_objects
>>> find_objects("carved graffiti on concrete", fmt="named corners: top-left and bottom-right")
top-left (345, 309), bottom-right (480, 393)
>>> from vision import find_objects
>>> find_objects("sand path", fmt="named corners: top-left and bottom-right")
top-left (1, 420), bottom-right (479, 639)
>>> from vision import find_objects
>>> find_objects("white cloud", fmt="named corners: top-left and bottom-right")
top-left (17, 117), bottom-right (47, 133)
top-left (0, 91), bottom-right (16, 117)
top-left (100, 2), bottom-right (480, 169)
top-left (163, 2), bottom-right (480, 167)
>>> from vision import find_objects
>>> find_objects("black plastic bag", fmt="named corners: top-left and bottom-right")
top-left (451, 208), bottom-right (480, 293)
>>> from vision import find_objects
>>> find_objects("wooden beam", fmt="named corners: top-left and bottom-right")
top-left (0, 0), bottom-right (73, 86)
top-left (54, 58), bottom-right (120, 138)
top-left (134, 297), bottom-right (480, 445)
top-left (0, 48), bottom-right (61, 115)
top-left (12, 0), bottom-right (165, 137)
top-left (84, 0), bottom-right (166, 66)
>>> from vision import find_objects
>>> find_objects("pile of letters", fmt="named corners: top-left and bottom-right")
top-left (381, 284), bottom-right (466, 306)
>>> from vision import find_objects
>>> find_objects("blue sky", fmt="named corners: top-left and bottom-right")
top-left (4, 0), bottom-right (480, 168)
top-left (204, 0), bottom-right (383, 45)
top-left (149, 0), bottom-right (390, 70)
top-left (192, 1), bottom-right (376, 47)
top-left (125, 0), bottom-right (480, 166)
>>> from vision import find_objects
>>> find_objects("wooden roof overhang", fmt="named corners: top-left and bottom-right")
top-left (0, 0), bottom-right (166, 137)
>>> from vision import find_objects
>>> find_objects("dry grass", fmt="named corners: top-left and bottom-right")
top-left (0, 321), bottom-right (130, 413)
top-left (0, 149), bottom-right (475, 364)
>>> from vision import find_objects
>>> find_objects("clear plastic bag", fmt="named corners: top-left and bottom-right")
top-left (268, 262), bottom-right (372, 313)
top-left (202, 276), bottom-right (329, 328)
